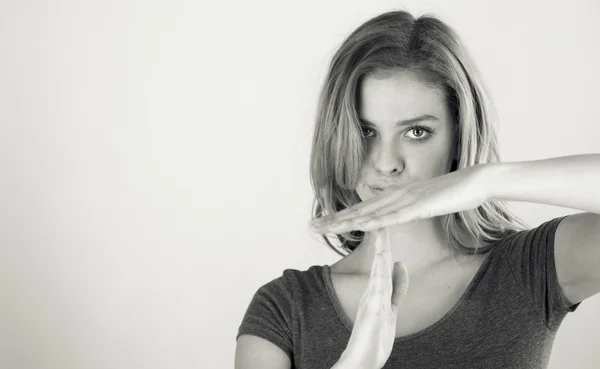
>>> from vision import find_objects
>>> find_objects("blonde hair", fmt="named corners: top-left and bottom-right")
top-left (309, 10), bottom-right (529, 256)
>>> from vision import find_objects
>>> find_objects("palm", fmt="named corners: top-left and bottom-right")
top-left (342, 229), bottom-right (409, 369)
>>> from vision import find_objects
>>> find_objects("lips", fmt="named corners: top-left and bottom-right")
top-left (369, 184), bottom-right (390, 192)
top-left (369, 182), bottom-right (397, 190)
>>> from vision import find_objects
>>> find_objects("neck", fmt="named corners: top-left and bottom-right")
top-left (347, 217), bottom-right (461, 276)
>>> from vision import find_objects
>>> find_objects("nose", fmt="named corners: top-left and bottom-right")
top-left (373, 140), bottom-right (403, 175)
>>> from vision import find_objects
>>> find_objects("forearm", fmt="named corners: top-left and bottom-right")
top-left (484, 153), bottom-right (600, 214)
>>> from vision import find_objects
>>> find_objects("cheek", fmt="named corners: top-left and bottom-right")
top-left (358, 158), bottom-right (371, 179)
top-left (355, 171), bottom-right (372, 199)
top-left (423, 156), bottom-right (451, 175)
top-left (422, 139), bottom-right (454, 167)
top-left (356, 185), bottom-right (374, 202)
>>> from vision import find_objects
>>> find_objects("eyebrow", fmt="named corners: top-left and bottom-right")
top-left (359, 114), bottom-right (439, 127)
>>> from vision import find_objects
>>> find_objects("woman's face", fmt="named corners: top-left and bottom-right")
top-left (355, 70), bottom-right (457, 201)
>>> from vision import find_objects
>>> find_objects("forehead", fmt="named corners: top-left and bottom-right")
top-left (358, 70), bottom-right (448, 123)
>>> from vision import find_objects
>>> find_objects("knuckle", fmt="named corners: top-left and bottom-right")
top-left (350, 218), bottom-right (366, 227)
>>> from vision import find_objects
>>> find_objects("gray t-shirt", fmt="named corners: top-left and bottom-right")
top-left (237, 216), bottom-right (581, 368)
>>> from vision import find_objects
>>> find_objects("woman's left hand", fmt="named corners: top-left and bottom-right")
top-left (310, 164), bottom-right (493, 234)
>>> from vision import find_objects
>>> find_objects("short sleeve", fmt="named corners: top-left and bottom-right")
top-left (236, 276), bottom-right (294, 360)
top-left (504, 215), bottom-right (581, 330)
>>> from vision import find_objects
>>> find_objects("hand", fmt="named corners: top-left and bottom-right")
top-left (310, 165), bottom-right (490, 234)
top-left (340, 228), bottom-right (409, 369)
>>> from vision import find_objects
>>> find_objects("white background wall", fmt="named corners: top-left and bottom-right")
top-left (1, 0), bottom-right (599, 368)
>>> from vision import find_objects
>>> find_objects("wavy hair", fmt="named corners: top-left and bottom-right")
top-left (309, 10), bottom-right (529, 257)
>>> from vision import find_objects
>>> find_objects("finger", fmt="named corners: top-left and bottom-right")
top-left (312, 187), bottom-right (399, 227)
top-left (321, 199), bottom-right (414, 234)
top-left (353, 204), bottom-right (421, 233)
top-left (373, 227), bottom-right (391, 255)
top-left (356, 263), bottom-right (378, 318)
top-left (331, 191), bottom-right (399, 223)
top-left (391, 261), bottom-right (409, 313)
top-left (350, 202), bottom-right (404, 228)
top-left (334, 190), bottom-right (387, 217)
top-left (312, 203), bottom-right (417, 237)
top-left (357, 230), bottom-right (393, 318)
top-left (371, 229), bottom-right (392, 296)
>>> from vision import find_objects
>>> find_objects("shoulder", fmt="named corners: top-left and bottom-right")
top-left (502, 216), bottom-right (583, 323)
top-left (239, 267), bottom-right (325, 330)
top-left (493, 216), bottom-right (566, 254)
top-left (481, 218), bottom-right (564, 278)
top-left (256, 265), bottom-right (326, 298)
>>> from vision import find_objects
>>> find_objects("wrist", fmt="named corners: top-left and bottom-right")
top-left (476, 162), bottom-right (505, 202)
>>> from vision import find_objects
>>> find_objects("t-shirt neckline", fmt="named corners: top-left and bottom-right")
top-left (321, 248), bottom-right (495, 342)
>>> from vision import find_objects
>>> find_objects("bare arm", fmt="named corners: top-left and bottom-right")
top-left (485, 156), bottom-right (600, 305)
top-left (235, 334), bottom-right (360, 369)
top-left (235, 335), bottom-right (291, 369)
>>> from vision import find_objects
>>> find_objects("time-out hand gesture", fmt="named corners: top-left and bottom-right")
top-left (339, 228), bottom-right (409, 369)
top-left (311, 165), bottom-right (490, 234)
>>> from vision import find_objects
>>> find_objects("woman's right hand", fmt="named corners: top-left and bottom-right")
top-left (339, 228), bottom-right (410, 369)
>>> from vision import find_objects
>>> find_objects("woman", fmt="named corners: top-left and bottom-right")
top-left (235, 10), bottom-right (600, 369)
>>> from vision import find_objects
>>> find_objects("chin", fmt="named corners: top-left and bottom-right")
top-left (356, 184), bottom-right (379, 201)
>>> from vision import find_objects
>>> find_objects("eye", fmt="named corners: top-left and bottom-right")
top-left (361, 126), bottom-right (375, 138)
top-left (405, 125), bottom-right (434, 142)
top-left (407, 127), bottom-right (425, 138)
